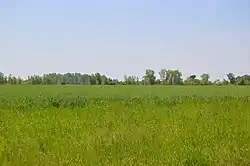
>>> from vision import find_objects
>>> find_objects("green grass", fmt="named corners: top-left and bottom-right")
top-left (0, 85), bottom-right (250, 165)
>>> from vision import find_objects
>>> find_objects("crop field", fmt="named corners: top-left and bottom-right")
top-left (0, 85), bottom-right (250, 166)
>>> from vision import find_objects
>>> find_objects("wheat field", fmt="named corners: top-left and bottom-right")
top-left (0, 85), bottom-right (250, 165)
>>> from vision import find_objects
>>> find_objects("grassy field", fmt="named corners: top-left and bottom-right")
top-left (0, 85), bottom-right (250, 165)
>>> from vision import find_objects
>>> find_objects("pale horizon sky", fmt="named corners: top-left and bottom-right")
top-left (1, 0), bottom-right (250, 81)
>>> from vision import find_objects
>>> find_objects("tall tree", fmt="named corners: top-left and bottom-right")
top-left (136, 77), bottom-right (140, 85)
top-left (12, 76), bottom-right (17, 84)
top-left (81, 74), bottom-right (91, 84)
top-left (167, 70), bottom-right (173, 85)
top-left (227, 73), bottom-right (236, 84)
top-left (4, 76), bottom-right (7, 84)
top-left (90, 74), bottom-right (96, 85)
top-left (95, 73), bottom-right (102, 85)
top-left (159, 69), bottom-right (167, 84)
top-left (143, 69), bottom-right (156, 85)
top-left (101, 75), bottom-right (109, 85)
top-left (235, 75), bottom-right (250, 85)
top-left (8, 74), bottom-right (12, 84)
top-left (173, 70), bottom-right (182, 85)
top-left (0, 72), bottom-right (4, 84)
top-left (17, 77), bottom-right (22, 84)
top-left (200, 73), bottom-right (210, 85)
top-left (124, 75), bottom-right (128, 85)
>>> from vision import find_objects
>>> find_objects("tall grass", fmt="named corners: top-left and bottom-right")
top-left (0, 85), bottom-right (250, 165)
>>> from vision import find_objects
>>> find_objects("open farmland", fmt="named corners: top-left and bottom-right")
top-left (0, 85), bottom-right (250, 165)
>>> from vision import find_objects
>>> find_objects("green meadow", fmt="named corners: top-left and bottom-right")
top-left (0, 85), bottom-right (250, 165)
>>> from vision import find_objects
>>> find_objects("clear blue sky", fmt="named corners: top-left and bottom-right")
top-left (1, 0), bottom-right (249, 80)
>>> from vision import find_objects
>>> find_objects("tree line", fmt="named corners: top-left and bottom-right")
top-left (0, 69), bottom-right (250, 85)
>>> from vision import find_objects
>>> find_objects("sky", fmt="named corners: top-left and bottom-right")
top-left (1, 0), bottom-right (250, 80)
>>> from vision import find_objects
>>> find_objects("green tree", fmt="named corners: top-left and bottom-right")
top-left (173, 70), bottom-right (182, 85)
top-left (200, 73), bottom-right (210, 85)
top-left (81, 74), bottom-right (91, 84)
top-left (95, 73), bottom-right (102, 85)
top-left (223, 79), bottom-right (229, 85)
top-left (167, 70), bottom-right (174, 85)
top-left (159, 69), bottom-right (167, 84)
top-left (184, 75), bottom-right (196, 85)
top-left (136, 77), bottom-right (140, 85)
top-left (235, 75), bottom-right (250, 85)
top-left (8, 74), bottom-right (12, 84)
top-left (12, 76), bottom-right (17, 84)
top-left (17, 77), bottom-right (22, 84)
top-left (4, 76), bottom-right (7, 84)
top-left (0, 72), bottom-right (4, 84)
top-left (124, 75), bottom-right (128, 85)
top-left (101, 75), bottom-right (109, 85)
top-left (143, 69), bottom-right (156, 85)
top-left (227, 73), bottom-right (236, 84)
top-left (90, 74), bottom-right (96, 85)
